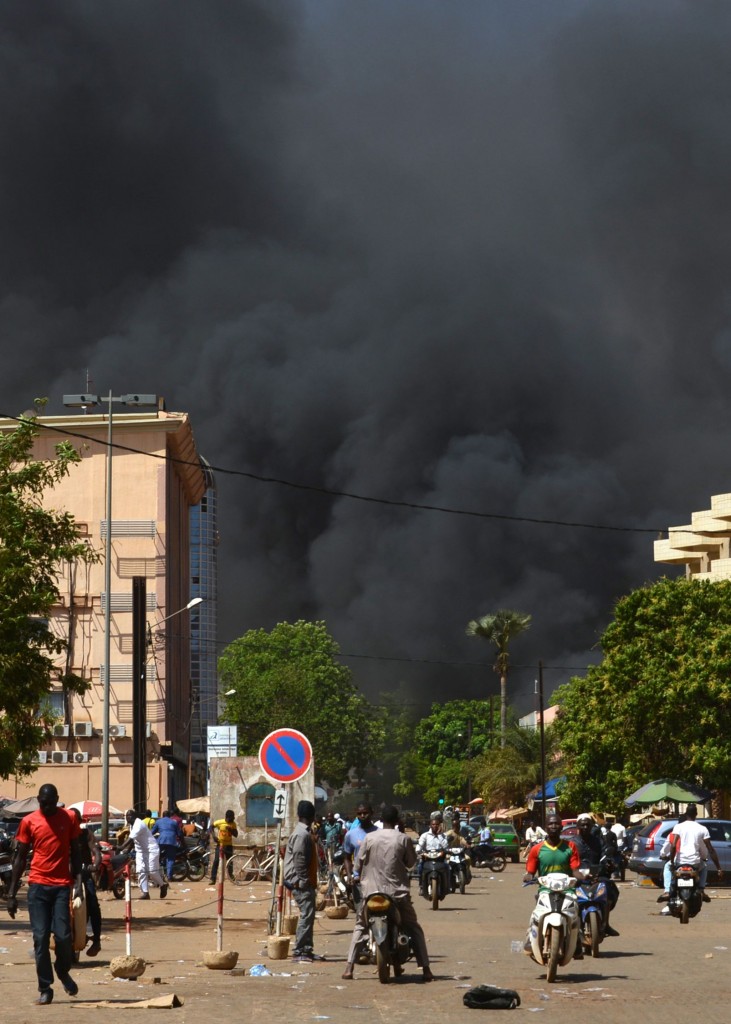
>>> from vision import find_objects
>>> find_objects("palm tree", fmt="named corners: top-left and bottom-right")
top-left (465, 610), bottom-right (531, 747)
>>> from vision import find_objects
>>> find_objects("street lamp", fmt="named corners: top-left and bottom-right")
top-left (63, 392), bottom-right (158, 840)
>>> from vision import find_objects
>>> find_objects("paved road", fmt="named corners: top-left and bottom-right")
top-left (1, 865), bottom-right (729, 1021)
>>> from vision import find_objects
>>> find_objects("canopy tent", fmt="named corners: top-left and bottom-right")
top-left (488, 806), bottom-right (527, 821)
top-left (68, 800), bottom-right (123, 819)
top-left (527, 776), bottom-right (566, 801)
top-left (176, 796), bottom-right (210, 815)
top-left (0, 796), bottom-right (43, 815)
top-left (624, 778), bottom-right (712, 809)
top-left (468, 797), bottom-right (484, 806)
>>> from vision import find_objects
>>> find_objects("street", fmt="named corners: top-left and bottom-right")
top-left (1, 864), bottom-right (729, 1022)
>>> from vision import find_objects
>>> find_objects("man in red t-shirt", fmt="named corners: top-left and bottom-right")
top-left (7, 784), bottom-right (82, 1005)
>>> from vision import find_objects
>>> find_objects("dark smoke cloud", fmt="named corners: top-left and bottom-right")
top-left (2, 0), bottom-right (729, 713)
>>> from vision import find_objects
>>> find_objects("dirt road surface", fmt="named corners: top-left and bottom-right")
top-left (1, 866), bottom-right (729, 1022)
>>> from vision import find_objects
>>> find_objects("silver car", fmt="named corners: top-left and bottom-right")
top-left (627, 818), bottom-right (731, 886)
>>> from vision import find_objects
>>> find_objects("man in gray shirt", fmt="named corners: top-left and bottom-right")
top-left (283, 800), bottom-right (323, 963)
top-left (341, 805), bottom-right (434, 982)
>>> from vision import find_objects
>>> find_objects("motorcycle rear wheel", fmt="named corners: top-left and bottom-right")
top-left (458, 870), bottom-right (466, 895)
top-left (489, 854), bottom-right (507, 873)
top-left (546, 927), bottom-right (561, 983)
top-left (431, 879), bottom-right (439, 911)
top-left (112, 877), bottom-right (125, 900)
top-left (680, 900), bottom-right (689, 925)
top-left (376, 946), bottom-right (390, 984)
top-left (186, 860), bottom-right (206, 882)
top-left (589, 914), bottom-right (600, 957)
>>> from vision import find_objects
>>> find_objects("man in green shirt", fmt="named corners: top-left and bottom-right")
top-left (523, 813), bottom-right (583, 959)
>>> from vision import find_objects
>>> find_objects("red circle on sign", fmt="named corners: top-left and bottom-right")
top-left (258, 729), bottom-right (313, 783)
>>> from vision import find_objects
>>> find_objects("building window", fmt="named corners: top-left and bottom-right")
top-left (246, 783), bottom-right (276, 826)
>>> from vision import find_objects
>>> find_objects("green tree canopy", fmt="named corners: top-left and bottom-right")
top-left (219, 619), bottom-right (384, 788)
top-left (393, 699), bottom-right (496, 805)
top-left (554, 576), bottom-right (731, 811)
top-left (0, 407), bottom-right (96, 777)
top-left (471, 722), bottom-right (556, 810)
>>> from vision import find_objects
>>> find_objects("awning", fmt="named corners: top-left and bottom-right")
top-left (176, 796), bottom-right (210, 814)
top-left (527, 776), bottom-right (566, 801)
top-left (489, 806), bottom-right (527, 820)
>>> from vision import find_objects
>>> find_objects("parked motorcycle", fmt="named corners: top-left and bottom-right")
top-left (421, 850), bottom-right (449, 910)
top-left (363, 891), bottom-right (415, 984)
top-left (96, 842), bottom-right (133, 899)
top-left (525, 873), bottom-right (580, 983)
top-left (447, 846), bottom-right (471, 894)
top-left (667, 862), bottom-right (703, 924)
top-left (168, 837), bottom-right (210, 882)
top-left (575, 864), bottom-right (609, 957)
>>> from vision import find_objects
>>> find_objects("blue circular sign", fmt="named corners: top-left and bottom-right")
top-left (258, 729), bottom-right (313, 784)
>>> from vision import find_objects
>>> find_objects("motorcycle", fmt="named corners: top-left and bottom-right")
top-left (667, 862), bottom-right (703, 924)
top-left (525, 873), bottom-right (580, 983)
top-left (0, 835), bottom-right (13, 898)
top-left (167, 837), bottom-right (210, 882)
top-left (472, 842), bottom-right (507, 872)
top-left (575, 863), bottom-right (609, 957)
top-left (447, 846), bottom-right (471, 894)
top-left (363, 890), bottom-right (415, 984)
top-left (97, 842), bottom-right (133, 899)
top-left (420, 850), bottom-right (449, 910)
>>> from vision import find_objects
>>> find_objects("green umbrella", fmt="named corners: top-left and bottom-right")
top-left (624, 778), bottom-right (712, 808)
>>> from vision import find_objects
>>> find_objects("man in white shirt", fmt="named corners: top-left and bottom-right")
top-left (669, 804), bottom-right (723, 900)
top-left (120, 810), bottom-right (167, 899)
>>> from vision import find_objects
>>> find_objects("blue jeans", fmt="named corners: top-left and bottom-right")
top-left (159, 844), bottom-right (179, 879)
top-left (27, 883), bottom-right (74, 993)
top-left (292, 885), bottom-right (316, 956)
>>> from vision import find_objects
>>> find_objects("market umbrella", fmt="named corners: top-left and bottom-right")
top-left (624, 778), bottom-right (712, 808)
top-left (176, 796), bottom-right (210, 815)
top-left (68, 800), bottom-right (123, 819)
top-left (1, 796), bottom-right (42, 815)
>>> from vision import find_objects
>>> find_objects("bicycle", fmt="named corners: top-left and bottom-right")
top-left (227, 845), bottom-right (277, 885)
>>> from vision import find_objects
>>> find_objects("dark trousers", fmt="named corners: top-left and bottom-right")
top-left (27, 883), bottom-right (74, 993)
top-left (83, 874), bottom-right (102, 942)
top-left (292, 884), bottom-right (316, 955)
top-left (211, 844), bottom-right (232, 883)
top-left (159, 844), bottom-right (179, 879)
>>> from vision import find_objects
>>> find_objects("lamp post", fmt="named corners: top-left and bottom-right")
top-left (63, 392), bottom-right (158, 840)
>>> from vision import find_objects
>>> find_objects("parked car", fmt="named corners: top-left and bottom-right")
top-left (489, 823), bottom-right (521, 863)
top-left (627, 818), bottom-right (731, 886)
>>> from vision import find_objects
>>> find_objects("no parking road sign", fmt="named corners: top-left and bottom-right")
top-left (259, 728), bottom-right (313, 784)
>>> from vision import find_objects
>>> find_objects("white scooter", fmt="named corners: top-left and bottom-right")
top-left (525, 873), bottom-right (580, 982)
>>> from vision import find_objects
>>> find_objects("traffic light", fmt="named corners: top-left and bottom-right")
top-left (438, 791), bottom-right (445, 806)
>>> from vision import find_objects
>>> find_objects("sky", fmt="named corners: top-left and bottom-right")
top-left (1, 0), bottom-right (729, 717)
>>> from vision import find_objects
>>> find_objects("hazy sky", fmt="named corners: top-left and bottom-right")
top-left (2, 0), bottom-right (728, 715)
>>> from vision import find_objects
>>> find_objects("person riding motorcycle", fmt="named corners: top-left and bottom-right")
top-left (416, 814), bottom-right (449, 897)
top-left (445, 819), bottom-right (472, 886)
top-left (572, 813), bottom-right (620, 938)
top-left (522, 813), bottom-right (582, 957)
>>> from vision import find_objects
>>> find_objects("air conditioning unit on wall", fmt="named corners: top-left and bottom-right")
top-left (51, 751), bottom-right (69, 764)
top-left (36, 750), bottom-right (48, 764)
top-left (73, 722), bottom-right (94, 738)
top-left (73, 752), bottom-right (89, 764)
top-left (108, 724), bottom-right (127, 738)
top-left (52, 724), bottom-right (69, 737)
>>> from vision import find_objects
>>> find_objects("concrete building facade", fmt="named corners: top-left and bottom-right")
top-left (0, 408), bottom-right (207, 811)
top-left (655, 491), bottom-right (731, 578)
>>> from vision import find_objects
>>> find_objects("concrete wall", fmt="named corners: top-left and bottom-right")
top-left (209, 757), bottom-right (315, 846)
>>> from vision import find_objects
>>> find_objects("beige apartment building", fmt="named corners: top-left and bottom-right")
top-left (0, 406), bottom-right (207, 811)
top-left (655, 492), bottom-right (731, 578)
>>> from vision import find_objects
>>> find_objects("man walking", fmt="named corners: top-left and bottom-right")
top-left (283, 800), bottom-right (324, 963)
top-left (6, 784), bottom-right (82, 1004)
top-left (152, 810), bottom-right (184, 880)
top-left (209, 809), bottom-right (238, 884)
top-left (120, 810), bottom-right (168, 899)
top-left (342, 804), bottom-right (434, 982)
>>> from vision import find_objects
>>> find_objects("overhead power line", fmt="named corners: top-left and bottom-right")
top-left (2, 412), bottom-right (665, 535)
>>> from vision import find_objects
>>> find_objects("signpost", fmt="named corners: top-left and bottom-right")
top-left (259, 729), bottom-right (312, 936)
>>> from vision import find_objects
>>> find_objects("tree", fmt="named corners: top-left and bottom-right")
top-left (470, 722), bottom-right (556, 810)
top-left (0, 407), bottom-right (96, 778)
top-left (554, 577), bottom-right (731, 811)
top-left (466, 609), bottom-right (531, 747)
top-left (393, 699), bottom-right (496, 806)
top-left (219, 620), bottom-right (384, 788)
